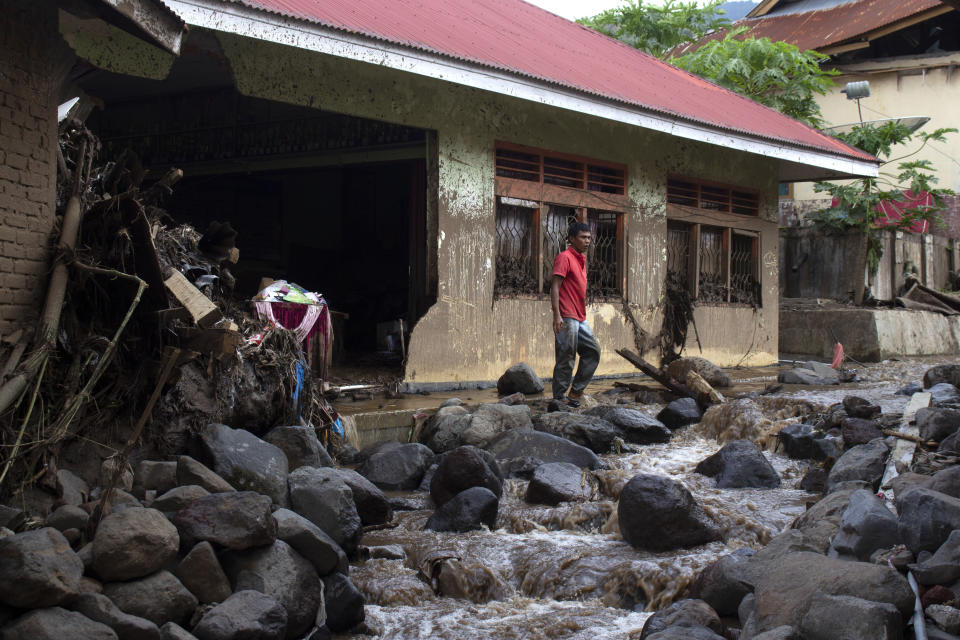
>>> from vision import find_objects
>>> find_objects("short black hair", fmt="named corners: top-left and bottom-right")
top-left (568, 221), bottom-right (590, 238)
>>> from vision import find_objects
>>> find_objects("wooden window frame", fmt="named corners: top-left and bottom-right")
top-left (667, 175), bottom-right (761, 217)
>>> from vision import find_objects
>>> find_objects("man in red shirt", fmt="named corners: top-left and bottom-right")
top-left (551, 222), bottom-right (601, 407)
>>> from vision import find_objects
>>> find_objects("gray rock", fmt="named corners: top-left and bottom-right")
top-left (751, 627), bottom-right (799, 640)
top-left (800, 361), bottom-right (841, 380)
top-left (790, 485), bottom-right (860, 550)
top-left (159, 622), bottom-right (199, 640)
top-left (425, 487), bottom-right (498, 532)
top-left (751, 552), bottom-right (912, 632)
top-left (45, 504), bottom-right (89, 532)
top-left (930, 383), bottom-right (960, 406)
top-left (175, 456), bottom-right (234, 494)
top-left (656, 398), bottom-right (702, 429)
top-left (940, 431), bottom-right (960, 455)
top-left (438, 398), bottom-right (463, 408)
top-left (322, 573), bottom-right (365, 633)
top-left (829, 489), bottom-right (900, 560)
top-left (909, 529), bottom-right (960, 585)
top-left (926, 465), bottom-right (960, 498)
top-left (533, 412), bottom-right (620, 453)
top-left (419, 406), bottom-right (472, 453)
top-left (173, 491), bottom-right (277, 551)
top-left (484, 429), bottom-right (601, 470)
top-left (273, 508), bottom-right (347, 577)
top-left (356, 443), bottom-right (435, 491)
top-left (666, 357), bottom-right (731, 388)
top-left (220, 540), bottom-right (323, 639)
top-left (925, 365), bottom-right (960, 389)
top-left (66, 593), bottom-right (161, 640)
top-left (288, 467), bottom-right (362, 554)
top-left (174, 542), bottom-right (232, 604)
top-left (827, 439), bottom-right (889, 491)
top-left (199, 424), bottom-right (289, 506)
top-left (496, 363), bottom-right (544, 395)
top-left (134, 461), bottom-right (178, 496)
top-left (264, 425), bottom-right (333, 471)
top-left (192, 590), bottom-right (287, 640)
top-left (777, 368), bottom-right (836, 385)
top-left (694, 440), bottom-right (780, 489)
top-left (1, 607), bottom-right (116, 640)
top-left (56, 469), bottom-right (90, 506)
top-left (498, 392), bottom-right (526, 405)
top-left (332, 468), bottom-right (392, 526)
top-left (0, 505), bottom-right (25, 532)
top-left (461, 404), bottom-right (533, 449)
top-left (928, 604), bottom-right (960, 635)
top-left (364, 545), bottom-right (405, 560)
top-left (618, 475), bottom-right (721, 551)
top-left (100, 458), bottom-right (134, 493)
top-left (798, 591), bottom-right (902, 640)
top-left (151, 486), bottom-right (209, 514)
top-left (103, 570), bottom-right (197, 627)
top-left (640, 599), bottom-right (723, 639)
top-left (842, 396), bottom-right (882, 420)
top-left (776, 423), bottom-right (818, 460)
top-left (897, 487), bottom-right (960, 553)
top-left (840, 418), bottom-right (883, 447)
top-left (584, 406), bottom-right (671, 444)
top-left (429, 445), bottom-right (502, 508)
top-left (0, 527), bottom-right (83, 607)
top-left (644, 626), bottom-right (724, 640)
top-left (917, 407), bottom-right (960, 443)
top-left (690, 548), bottom-right (754, 616)
top-left (92, 507), bottom-right (180, 582)
top-left (524, 462), bottom-right (594, 505)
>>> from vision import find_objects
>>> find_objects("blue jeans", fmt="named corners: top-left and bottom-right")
top-left (552, 318), bottom-right (601, 399)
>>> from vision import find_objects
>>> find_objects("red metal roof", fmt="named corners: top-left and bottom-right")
top-left (219, 0), bottom-right (876, 163)
top-left (732, 0), bottom-right (942, 52)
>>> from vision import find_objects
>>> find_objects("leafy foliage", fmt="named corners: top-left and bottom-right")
top-left (671, 28), bottom-right (837, 128)
top-left (579, 0), bottom-right (730, 60)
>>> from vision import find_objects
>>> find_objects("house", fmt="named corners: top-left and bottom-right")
top-left (2, 0), bottom-right (879, 388)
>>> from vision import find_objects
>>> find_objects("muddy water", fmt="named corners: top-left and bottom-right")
top-left (340, 358), bottom-right (959, 640)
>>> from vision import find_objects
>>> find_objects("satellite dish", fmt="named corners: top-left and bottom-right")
top-left (823, 116), bottom-right (931, 136)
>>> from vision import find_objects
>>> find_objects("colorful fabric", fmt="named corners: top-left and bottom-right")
top-left (553, 246), bottom-right (587, 322)
top-left (255, 280), bottom-right (322, 305)
top-left (253, 280), bottom-right (333, 381)
top-left (832, 342), bottom-right (845, 369)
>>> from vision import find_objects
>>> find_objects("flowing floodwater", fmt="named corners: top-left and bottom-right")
top-left (340, 357), bottom-right (960, 640)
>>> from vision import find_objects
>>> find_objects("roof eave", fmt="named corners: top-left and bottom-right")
top-left (163, 0), bottom-right (880, 180)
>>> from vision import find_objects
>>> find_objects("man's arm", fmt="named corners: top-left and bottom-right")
top-left (551, 275), bottom-right (564, 334)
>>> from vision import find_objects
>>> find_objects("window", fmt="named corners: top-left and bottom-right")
top-left (667, 221), bottom-right (761, 306)
top-left (493, 143), bottom-right (628, 299)
top-left (668, 177), bottom-right (759, 216)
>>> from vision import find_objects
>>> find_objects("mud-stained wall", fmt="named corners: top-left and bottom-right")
top-left (212, 31), bottom-right (780, 382)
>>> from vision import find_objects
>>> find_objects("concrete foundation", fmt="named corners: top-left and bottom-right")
top-left (780, 301), bottom-right (960, 361)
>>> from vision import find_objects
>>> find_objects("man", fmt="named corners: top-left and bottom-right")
top-left (551, 221), bottom-right (601, 407)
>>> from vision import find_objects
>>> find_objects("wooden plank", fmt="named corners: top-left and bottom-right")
top-left (881, 392), bottom-right (932, 507)
top-left (615, 348), bottom-right (695, 399)
top-left (177, 327), bottom-right (240, 354)
top-left (163, 269), bottom-right (222, 328)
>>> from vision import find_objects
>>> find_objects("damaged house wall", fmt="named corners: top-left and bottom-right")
top-left (214, 30), bottom-right (782, 383)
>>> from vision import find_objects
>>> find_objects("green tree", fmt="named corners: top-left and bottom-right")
top-left (810, 122), bottom-right (956, 272)
top-left (671, 28), bottom-right (837, 128)
top-left (579, 0), bottom-right (730, 60)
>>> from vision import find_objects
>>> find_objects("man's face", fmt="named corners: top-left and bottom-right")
top-left (570, 230), bottom-right (592, 254)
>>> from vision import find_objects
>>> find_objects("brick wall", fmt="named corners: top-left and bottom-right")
top-left (0, 0), bottom-right (59, 337)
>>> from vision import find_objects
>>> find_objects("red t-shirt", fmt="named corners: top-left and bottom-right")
top-left (553, 246), bottom-right (587, 322)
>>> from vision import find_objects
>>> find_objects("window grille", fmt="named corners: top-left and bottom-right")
top-left (667, 177), bottom-right (759, 216)
top-left (495, 145), bottom-right (626, 195)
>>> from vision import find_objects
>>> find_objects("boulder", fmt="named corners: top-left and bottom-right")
top-left (926, 465), bottom-right (960, 499)
top-left (909, 529), bottom-right (960, 585)
top-left (173, 542), bottom-right (232, 604)
top-left (791, 485), bottom-right (860, 549)
top-left (172, 491), bottom-right (277, 551)
top-left (799, 468), bottom-right (828, 493)
top-left (828, 489), bottom-right (899, 560)
top-left (198, 424), bottom-right (289, 506)
top-left (272, 508), bottom-right (348, 577)
top-left (840, 418), bottom-right (883, 447)
top-left (751, 628), bottom-right (799, 640)
top-left (288, 467), bottom-right (362, 554)
top-left (812, 435), bottom-right (843, 461)
top-left (496, 363), bottom-right (544, 395)
top-left (429, 446), bottom-right (502, 508)
top-left (533, 412), bottom-right (619, 453)
top-left (419, 406), bottom-right (472, 453)
top-left (175, 456), bottom-right (234, 494)
top-left (751, 552), bottom-right (912, 632)
top-left (461, 404), bottom-right (533, 449)
top-left (484, 429), bottom-right (601, 470)
top-left (150, 486), bottom-right (209, 514)
top-left (897, 487), bottom-right (960, 554)
top-left (940, 431), bottom-right (960, 456)
top-left (498, 392), bottom-right (526, 405)
top-left (439, 398), bottom-right (463, 408)
top-left (618, 475), bottom-right (721, 551)
top-left (777, 368), bottom-right (836, 385)
top-left (220, 540), bottom-right (323, 639)
top-left (916, 408), bottom-right (960, 443)
top-left (264, 425), bottom-right (333, 471)
top-left (640, 599), bottom-right (723, 639)
top-left (925, 364), bottom-right (960, 389)
top-left (584, 406), bottom-right (671, 444)
top-left (322, 573), bottom-right (365, 633)
top-left (930, 383), bottom-right (960, 406)
top-left (100, 458), bottom-right (134, 493)
top-left (666, 358), bottom-right (731, 388)
top-left (356, 442), bottom-right (435, 491)
top-left (798, 591), bottom-right (902, 640)
top-left (102, 570), bottom-right (197, 627)
top-left (827, 439), bottom-right (889, 491)
top-left (525, 462), bottom-right (594, 505)
top-left (841, 396), bottom-right (881, 420)
top-left (0, 505), bottom-right (25, 532)
top-left (332, 468), bottom-right (392, 526)
top-left (497, 455), bottom-right (543, 479)
top-left (656, 398), bottom-right (702, 429)
top-left (0, 528), bottom-right (83, 607)
top-left (896, 383), bottom-right (924, 396)
top-left (133, 461), bottom-right (178, 496)
top-left (159, 622), bottom-right (199, 640)
top-left (927, 604), bottom-right (960, 635)
top-left (191, 590), bottom-right (287, 640)
top-left (644, 627), bottom-right (724, 640)
top-left (690, 548), bottom-right (754, 616)
top-left (1, 607), bottom-right (116, 640)
top-left (776, 423), bottom-right (818, 460)
top-left (694, 440), bottom-right (780, 489)
top-left (66, 593), bottom-right (161, 640)
top-left (424, 487), bottom-right (498, 532)
top-left (56, 469), bottom-right (90, 506)
top-left (45, 505), bottom-right (89, 532)
top-left (92, 507), bottom-right (180, 582)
